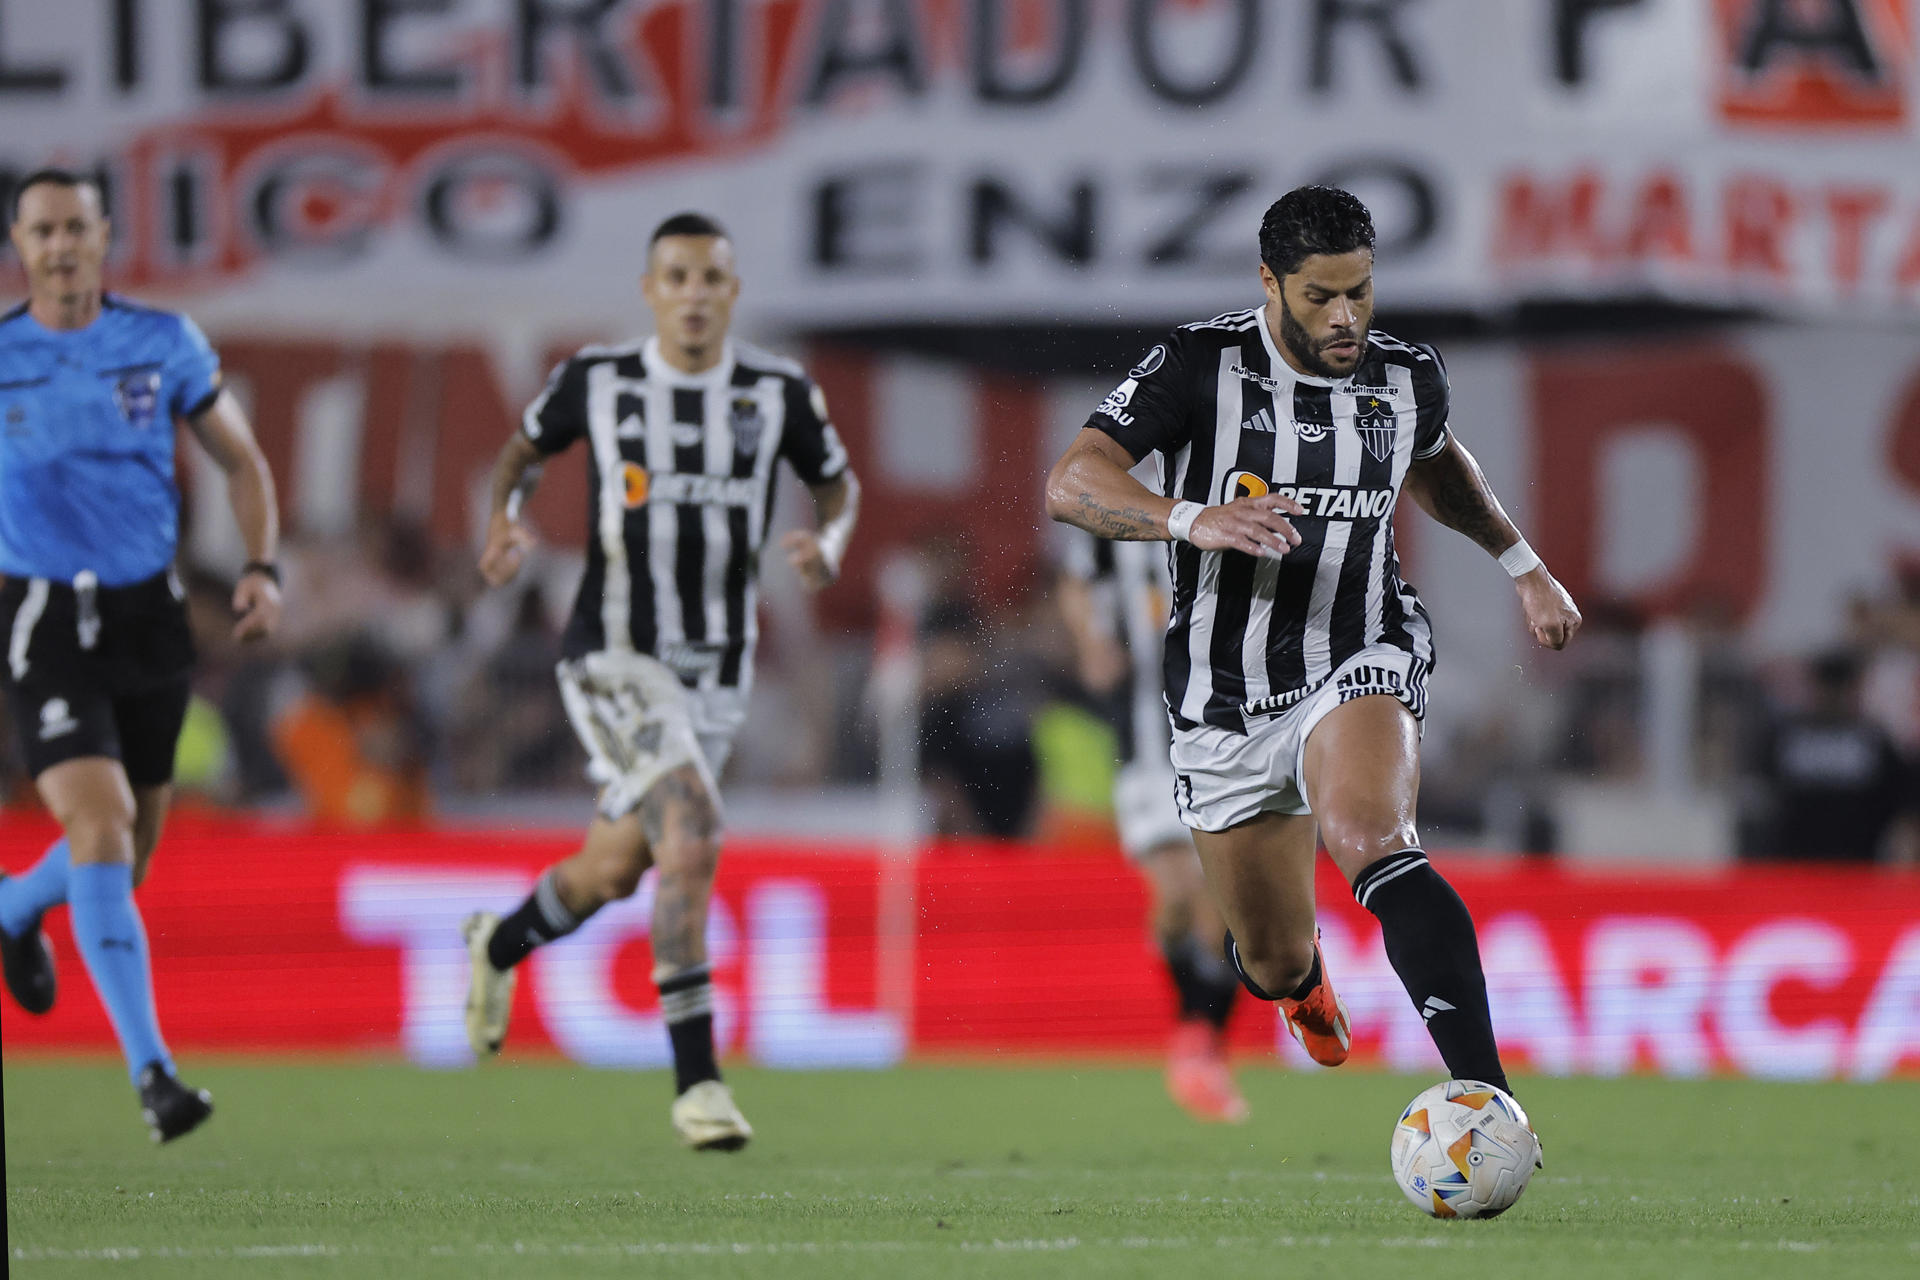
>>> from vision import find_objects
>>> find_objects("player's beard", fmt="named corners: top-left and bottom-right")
top-left (1277, 296), bottom-right (1368, 380)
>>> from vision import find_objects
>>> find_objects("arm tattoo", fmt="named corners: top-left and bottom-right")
top-left (643, 766), bottom-right (721, 971)
top-left (1072, 492), bottom-right (1162, 540)
top-left (1418, 452), bottom-right (1515, 556)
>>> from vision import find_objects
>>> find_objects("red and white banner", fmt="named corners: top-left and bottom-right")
top-left (8, 0), bottom-right (1920, 326)
top-left (4, 819), bottom-right (1918, 1080)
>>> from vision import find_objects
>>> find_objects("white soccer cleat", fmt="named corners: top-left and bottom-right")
top-left (461, 911), bottom-right (517, 1059)
top-left (671, 1080), bottom-right (753, 1152)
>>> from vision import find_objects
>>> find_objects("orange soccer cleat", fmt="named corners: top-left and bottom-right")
top-left (1277, 938), bottom-right (1352, 1067)
top-left (1165, 1022), bottom-right (1250, 1123)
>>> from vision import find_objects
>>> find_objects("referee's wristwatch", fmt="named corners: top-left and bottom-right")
top-left (241, 560), bottom-right (282, 586)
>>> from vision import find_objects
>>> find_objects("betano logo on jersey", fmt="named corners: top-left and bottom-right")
top-left (619, 463), bottom-right (757, 510)
top-left (1225, 471), bottom-right (1394, 520)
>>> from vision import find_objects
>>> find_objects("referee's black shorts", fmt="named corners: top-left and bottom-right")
top-left (0, 568), bottom-right (196, 787)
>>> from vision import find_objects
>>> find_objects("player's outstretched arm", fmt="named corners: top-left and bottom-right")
top-left (782, 470), bottom-right (860, 591)
top-left (1045, 428), bottom-right (1303, 556)
top-left (1056, 570), bottom-right (1126, 695)
top-left (480, 432), bottom-right (544, 588)
top-left (186, 390), bottom-right (282, 642)
top-left (1403, 435), bottom-right (1582, 650)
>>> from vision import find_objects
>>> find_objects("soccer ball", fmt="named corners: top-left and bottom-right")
top-left (1389, 1079), bottom-right (1540, 1219)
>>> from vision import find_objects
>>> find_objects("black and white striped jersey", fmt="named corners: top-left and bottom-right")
top-left (1063, 532), bottom-right (1172, 767)
top-left (523, 336), bottom-right (849, 689)
top-left (1085, 305), bottom-right (1445, 734)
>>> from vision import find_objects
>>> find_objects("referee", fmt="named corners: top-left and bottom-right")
top-left (0, 169), bottom-right (284, 1142)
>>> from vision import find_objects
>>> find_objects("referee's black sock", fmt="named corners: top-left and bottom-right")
top-left (486, 869), bottom-right (588, 971)
top-left (1161, 934), bottom-right (1238, 1030)
top-left (1352, 849), bottom-right (1510, 1095)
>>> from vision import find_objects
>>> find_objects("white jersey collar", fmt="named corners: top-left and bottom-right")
top-left (643, 336), bottom-right (736, 389)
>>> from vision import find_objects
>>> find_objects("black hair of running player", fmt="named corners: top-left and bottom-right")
top-left (9, 167), bottom-right (99, 223)
top-left (1258, 186), bottom-right (1375, 278)
top-left (649, 211), bottom-right (730, 246)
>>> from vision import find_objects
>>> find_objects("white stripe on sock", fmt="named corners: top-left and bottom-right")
top-left (1356, 855), bottom-right (1429, 910)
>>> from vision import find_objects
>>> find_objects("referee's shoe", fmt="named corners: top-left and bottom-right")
top-left (139, 1063), bottom-right (214, 1143)
top-left (0, 878), bottom-right (58, 1014)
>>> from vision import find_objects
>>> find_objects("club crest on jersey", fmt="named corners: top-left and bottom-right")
top-left (1354, 395), bottom-right (1398, 462)
top-left (729, 397), bottom-right (765, 455)
top-left (112, 367), bottom-right (161, 430)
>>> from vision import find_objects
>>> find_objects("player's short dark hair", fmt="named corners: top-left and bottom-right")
top-left (9, 167), bottom-right (100, 224)
top-left (1258, 186), bottom-right (1375, 278)
top-left (649, 212), bottom-right (729, 246)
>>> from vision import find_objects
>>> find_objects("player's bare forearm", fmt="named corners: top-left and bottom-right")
top-left (1045, 429), bottom-right (1171, 540)
top-left (784, 471), bottom-right (860, 589)
top-left (808, 471), bottom-right (856, 529)
top-left (1057, 573), bottom-right (1100, 656)
top-left (489, 432), bottom-right (544, 518)
top-left (1404, 436), bottom-right (1521, 557)
top-left (479, 434), bottom-right (543, 587)
top-left (188, 392), bottom-right (279, 561)
top-left (1410, 439), bottom-right (1583, 649)
top-left (224, 448), bottom-right (279, 563)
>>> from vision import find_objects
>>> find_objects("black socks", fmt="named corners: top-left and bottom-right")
top-left (659, 965), bottom-right (720, 1094)
top-left (1353, 850), bottom-right (1509, 1094)
top-left (1162, 935), bottom-right (1239, 1028)
top-left (486, 870), bottom-right (586, 971)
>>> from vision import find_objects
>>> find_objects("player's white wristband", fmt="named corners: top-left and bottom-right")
top-left (815, 483), bottom-right (859, 577)
top-left (1499, 537), bottom-right (1543, 578)
top-left (1167, 501), bottom-right (1204, 543)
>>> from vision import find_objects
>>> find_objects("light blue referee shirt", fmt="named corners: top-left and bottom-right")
top-left (0, 294), bottom-right (221, 587)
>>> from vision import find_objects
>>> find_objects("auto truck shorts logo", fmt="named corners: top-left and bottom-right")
top-left (1337, 663), bottom-right (1407, 704)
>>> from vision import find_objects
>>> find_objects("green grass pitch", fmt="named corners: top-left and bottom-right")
top-left (6, 1059), bottom-right (1918, 1278)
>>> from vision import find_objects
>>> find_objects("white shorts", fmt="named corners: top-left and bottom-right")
top-left (1170, 645), bottom-right (1428, 833)
top-left (556, 651), bottom-right (747, 821)
top-left (1113, 757), bottom-right (1191, 861)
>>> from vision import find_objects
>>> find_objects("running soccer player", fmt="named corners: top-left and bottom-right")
top-left (461, 212), bottom-right (859, 1151)
top-left (0, 169), bottom-right (284, 1142)
top-left (1058, 532), bottom-right (1243, 1122)
top-left (1044, 186), bottom-right (1580, 1105)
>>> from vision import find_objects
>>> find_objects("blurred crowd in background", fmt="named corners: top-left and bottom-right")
top-left (3, 510), bottom-right (1914, 867)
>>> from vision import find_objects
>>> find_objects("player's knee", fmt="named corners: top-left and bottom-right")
top-left (59, 810), bottom-right (135, 866)
top-left (1317, 810), bottom-right (1417, 874)
top-left (654, 831), bottom-right (721, 886)
top-left (1231, 928), bottom-right (1317, 998)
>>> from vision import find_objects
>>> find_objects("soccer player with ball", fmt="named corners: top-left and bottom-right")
top-left (1046, 186), bottom-right (1577, 1213)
